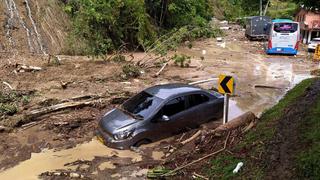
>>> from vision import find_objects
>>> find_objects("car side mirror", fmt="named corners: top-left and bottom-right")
top-left (159, 115), bottom-right (170, 122)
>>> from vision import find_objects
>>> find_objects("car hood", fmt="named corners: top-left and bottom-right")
top-left (100, 108), bottom-right (138, 134)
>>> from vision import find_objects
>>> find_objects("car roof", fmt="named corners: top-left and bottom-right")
top-left (144, 83), bottom-right (205, 99)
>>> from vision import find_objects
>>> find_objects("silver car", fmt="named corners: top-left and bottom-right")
top-left (96, 84), bottom-right (224, 149)
top-left (308, 38), bottom-right (320, 52)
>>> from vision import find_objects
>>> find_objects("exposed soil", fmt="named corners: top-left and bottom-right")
top-left (0, 22), bottom-right (319, 179)
top-left (264, 79), bottom-right (320, 179)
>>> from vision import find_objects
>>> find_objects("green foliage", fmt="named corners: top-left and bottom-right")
top-left (204, 78), bottom-right (317, 179)
top-left (0, 103), bottom-right (18, 116)
top-left (296, 95), bottom-right (320, 179)
top-left (152, 25), bottom-right (221, 56)
top-left (122, 64), bottom-right (141, 79)
top-left (147, 166), bottom-right (174, 178)
top-left (0, 90), bottom-right (33, 117)
top-left (172, 54), bottom-right (191, 67)
top-left (64, 0), bottom-right (214, 56)
top-left (267, 1), bottom-right (298, 19)
top-left (293, 0), bottom-right (320, 8)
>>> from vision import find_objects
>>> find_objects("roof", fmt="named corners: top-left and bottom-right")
top-left (272, 19), bottom-right (294, 23)
top-left (246, 16), bottom-right (271, 19)
top-left (144, 83), bottom-right (203, 99)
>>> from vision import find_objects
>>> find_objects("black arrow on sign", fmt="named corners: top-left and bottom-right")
top-left (221, 76), bottom-right (232, 93)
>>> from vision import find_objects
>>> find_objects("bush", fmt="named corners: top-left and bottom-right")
top-left (172, 54), bottom-right (191, 67)
top-left (122, 64), bottom-right (141, 79)
top-left (63, 0), bottom-right (215, 56)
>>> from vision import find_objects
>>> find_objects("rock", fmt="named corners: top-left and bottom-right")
top-left (220, 27), bottom-right (230, 30)
top-left (0, 126), bottom-right (11, 132)
top-left (216, 37), bottom-right (223, 42)
top-left (70, 173), bottom-right (80, 178)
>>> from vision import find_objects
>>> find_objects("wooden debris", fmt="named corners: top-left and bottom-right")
top-left (192, 172), bottom-right (209, 180)
top-left (14, 99), bottom-right (108, 126)
top-left (16, 64), bottom-right (42, 72)
top-left (181, 130), bottom-right (202, 145)
top-left (2, 81), bottom-right (13, 90)
top-left (162, 132), bottom-right (231, 176)
top-left (188, 78), bottom-right (218, 85)
top-left (214, 111), bottom-right (257, 133)
top-left (154, 62), bottom-right (168, 77)
top-left (242, 120), bottom-right (256, 133)
top-left (254, 85), bottom-right (283, 89)
top-left (60, 81), bottom-right (72, 89)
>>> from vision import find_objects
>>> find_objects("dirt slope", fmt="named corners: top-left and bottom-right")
top-left (265, 79), bottom-right (320, 179)
top-left (0, 0), bottom-right (69, 55)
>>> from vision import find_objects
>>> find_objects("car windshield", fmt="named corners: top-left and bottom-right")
top-left (273, 23), bottom-right (298, 33)
top-left (121, 91), bottom-right (162, 120)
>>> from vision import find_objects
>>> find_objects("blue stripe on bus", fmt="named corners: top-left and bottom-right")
top-left (266, 47), bottom-right (298, 55)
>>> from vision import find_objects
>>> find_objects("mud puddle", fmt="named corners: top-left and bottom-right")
top-left (0, 138), bottom-right (142, 180)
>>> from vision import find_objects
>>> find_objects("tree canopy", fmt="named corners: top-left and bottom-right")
top-left (294, 0), bottom-right (320, 8)
top-left (63, 0), bottom-right (214, 56)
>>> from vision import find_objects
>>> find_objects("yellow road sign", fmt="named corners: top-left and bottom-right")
top-left (314, 44), bottom-right (320, 61)
top-left (218, 75), bottom-right (234, 94)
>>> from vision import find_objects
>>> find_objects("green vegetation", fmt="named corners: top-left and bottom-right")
top-left (0, 90), bottom-right (32, 118)
top-left (172, 54), bottom-right (191, 68)
top-left (121, 64), bottom-right (141, 79)
top-left (266, 0), bottom-right (298, 19)
top-left (296, 96), bottom-right (320, 179)
top-left (206, 155), bottom-right (244, 180)
top-left (204, 78), bottom-right (317, 179)
top-left (62, 0), bottom-right (217, 57)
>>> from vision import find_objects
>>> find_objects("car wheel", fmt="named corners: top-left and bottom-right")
top-left (134, 139), bottom-right (152, 147)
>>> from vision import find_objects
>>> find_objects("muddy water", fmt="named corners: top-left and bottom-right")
top-left (176, 40), bottom-right (318, 118)
top-left (0, 138), bottom-right (142, 180)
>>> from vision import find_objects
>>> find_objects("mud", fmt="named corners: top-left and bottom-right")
top-left (0, 25), bottom-right (319, 179)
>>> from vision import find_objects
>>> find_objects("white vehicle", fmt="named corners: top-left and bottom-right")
top-left (308, 38), bottom-right (320, 52)
top-left (266, 19), bottom-right (300, 55)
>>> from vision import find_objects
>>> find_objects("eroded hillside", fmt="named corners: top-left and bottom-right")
top-left (0, 0), bottom-right (69, 55)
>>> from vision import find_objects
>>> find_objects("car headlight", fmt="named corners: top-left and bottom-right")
top-left (113, 130), bottom-right (134, 140)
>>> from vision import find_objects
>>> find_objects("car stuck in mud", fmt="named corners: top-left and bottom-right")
top-left (97, 84), bottom-right (224, 149)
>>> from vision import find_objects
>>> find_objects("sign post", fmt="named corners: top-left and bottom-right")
top-left (218, 75), bottom-right (235, 124)
top-left (313, 44), bottom-right (320, 61)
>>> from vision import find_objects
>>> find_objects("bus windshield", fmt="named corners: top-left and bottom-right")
top-left (273, 23), bottom-right (298, 33)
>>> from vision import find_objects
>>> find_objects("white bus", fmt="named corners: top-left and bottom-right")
top-left (266, 19), bottom-right (300, 55)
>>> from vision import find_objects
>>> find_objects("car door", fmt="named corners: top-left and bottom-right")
top-left (185, 93), bottom-right (211, 126)
top-left (149, 96), bottom-right (190, 138)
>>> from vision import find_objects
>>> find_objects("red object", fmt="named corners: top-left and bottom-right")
top-left (268, 39), bottom-right (272, 49)
top-left (295, 34), bottom-right (300, 50)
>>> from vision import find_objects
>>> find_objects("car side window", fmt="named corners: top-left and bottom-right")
top-left (162, 97), bottom-right (186, 117)
top-left (187, 94), bottom-right (209, 108)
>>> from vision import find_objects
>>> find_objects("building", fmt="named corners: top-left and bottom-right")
top-left (295, 8), bottom-right (320, 44)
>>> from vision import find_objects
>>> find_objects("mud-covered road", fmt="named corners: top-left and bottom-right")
top-left (0, 26), bottom-right (319, 179)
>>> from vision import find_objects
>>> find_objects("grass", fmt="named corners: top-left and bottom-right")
top-left (296, 95), bottom-right (320, 179)
top-left (204, 78), bottom-right (318, 179)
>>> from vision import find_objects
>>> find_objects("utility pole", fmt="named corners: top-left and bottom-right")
top-left (260, 0), bottom-right (263, 16)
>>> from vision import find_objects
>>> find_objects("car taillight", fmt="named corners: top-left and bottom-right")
top-left (268, 39), bottom-right (272, 49)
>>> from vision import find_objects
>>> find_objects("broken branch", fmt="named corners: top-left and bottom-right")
top-left (181, 130), bottom-right (202, 145)
top-left (163, 131), bottom-right (231, 176)
top-left (154, 62), bottom-right (168, 77)
top-left (254, 85), bottom-right (282, 89)
top-left (2, 81), bottom-right (13, 90)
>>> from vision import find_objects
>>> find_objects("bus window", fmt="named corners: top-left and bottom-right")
top-left (273, 23), bottom-right (298, 33)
